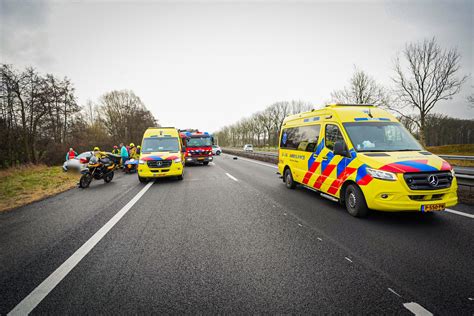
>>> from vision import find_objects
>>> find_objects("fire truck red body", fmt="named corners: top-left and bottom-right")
top-left (180, 131), bottom-right (214, 165)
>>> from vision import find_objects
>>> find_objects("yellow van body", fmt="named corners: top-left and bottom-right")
top-left (278, 104), bottom-right (457, 215)
top-left (138, 127), bottom-right (185, 181)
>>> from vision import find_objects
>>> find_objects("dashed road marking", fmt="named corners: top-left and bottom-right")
top-left (344, 257), bottom-right (353, 263)
top-left (317, 237), bottom-right (322, 241)
top-left (388, 288), bottom-right (402, 297)
top-left (468, 297), bottom-right (473, 301)
top-left (445, 208), bottom-right (474, 219)
top-left (8, 181), bottom-right (154, 316)
top-left (403, 302), bottom-right (433, 316)
top-left (225, 172), bottom-right (238, 182)
top-left (297, 223), bottom-right (303, 227)
top-left (283, 213), bottom-right (287, 216)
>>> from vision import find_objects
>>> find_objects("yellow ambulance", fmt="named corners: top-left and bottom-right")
top-left (138, 127), bottom-right (185, 182)
top-left (278, 104), bottom-right (457, 217)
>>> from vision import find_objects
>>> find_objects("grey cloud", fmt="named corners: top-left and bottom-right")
top-left (0, 0), bottom-right (52, 66)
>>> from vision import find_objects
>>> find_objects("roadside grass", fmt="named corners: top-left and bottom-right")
top-left (0, 164), bottom-right (78, 212)
top-left (427, 144), bottom-right (474, 167)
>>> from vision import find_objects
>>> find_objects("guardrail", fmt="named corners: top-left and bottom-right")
top-left (222, 148), bottom-right (474, 189)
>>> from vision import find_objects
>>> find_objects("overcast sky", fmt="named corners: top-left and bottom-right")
top-left (1, 0), bottom-right (473, 132)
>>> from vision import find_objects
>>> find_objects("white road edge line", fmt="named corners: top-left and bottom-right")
top-left (8, 181), bottom-right (154, 316)
top-left (402, 302), bottom-right (433, 316)
top-left (445, 208), bottom-right (474, 219)
top-left (344, 257), bottom-right (353, 263)
top-left (224, 154), bottom-right (278, 169)
top-left (225, 172), bottom-right (238, 182)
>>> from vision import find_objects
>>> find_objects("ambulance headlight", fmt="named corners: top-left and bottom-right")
top-left (138, 160), bottom-right (145, 165)
top-left (366, 168), bottom-right (397, 181)
top-left (174, 158), bottom-right (182, 163)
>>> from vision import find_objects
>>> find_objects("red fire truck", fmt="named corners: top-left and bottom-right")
top-left (180, 130), bottom-right (214, 166)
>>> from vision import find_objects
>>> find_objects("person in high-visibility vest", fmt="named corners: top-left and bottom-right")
top-left (66, 148), bottom-right (77, 161)
top-left (111, 145), bottom-right (120, 155)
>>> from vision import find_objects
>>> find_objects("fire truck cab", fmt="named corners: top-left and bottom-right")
top-left (180, 131), bottom-right (214, 166)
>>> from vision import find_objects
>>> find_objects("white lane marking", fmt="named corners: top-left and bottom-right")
top-left (445, 208), bottom-right (474, 219)
top-left (402, 302), bottom-right (433, 316)
top-left (224, 154), bottom-right (278, 169)
top-left (297, 223), bottom-right (303, 227)
top-left (225, 173), bottom-right (238, 182)
top-left (317, 237), bottom-right (322, 241)
top-left (283, 213), bottom-right (287, 216)
top-left (388, 287), bottom-right (402, 297)
top-left (468, 297), bottom-right (473, 301)
top-left (344, 257), bottom-right (353, 263)
top-left (8, 182), bottom-right (154, 316)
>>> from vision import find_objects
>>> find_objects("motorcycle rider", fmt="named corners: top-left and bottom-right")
top-left (93, 147), bottom-right (107, 159)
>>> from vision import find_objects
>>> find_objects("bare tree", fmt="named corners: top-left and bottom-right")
top-left (392, 37), bottom-right (468, 145)
top-left (331, 66), bottom-right (390, 107)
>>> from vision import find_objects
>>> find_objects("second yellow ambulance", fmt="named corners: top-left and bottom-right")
top-left (138, 127), bottom-right (185, 182)
top-left (278, 104), bottom-right (457, 217)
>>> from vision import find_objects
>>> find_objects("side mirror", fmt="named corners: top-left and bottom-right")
top-left (334, 141), bottom-right (348, 157)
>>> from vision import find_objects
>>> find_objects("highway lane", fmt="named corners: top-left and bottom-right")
top-left (217, 154), bottom-right (474, 314)
top-left (0, 157), bottom-right (472, 314)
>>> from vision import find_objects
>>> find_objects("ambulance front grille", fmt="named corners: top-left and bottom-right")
top-left (147, 160), bottom-right (172, 168)
top-left (403, 171), bottom-right (453, 191)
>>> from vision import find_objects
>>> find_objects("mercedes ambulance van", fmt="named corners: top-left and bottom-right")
top-left (278, 104), bottom-right (457, 217)
top-left (138, 127), bottom-right (185, 182)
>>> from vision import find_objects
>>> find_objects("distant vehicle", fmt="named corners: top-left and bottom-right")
top-left (138, 127), bottom-right (185, 182)
top-left (243, 144), bottom-right (253, 152)
top-left (64, 151), bottom-right (121, 172)
top-left (63, 151), bottom-right (93, 172)
top-left (212, 145), bottom-right (222, 155)
top-left (278, 103), bottom-right (457, 217)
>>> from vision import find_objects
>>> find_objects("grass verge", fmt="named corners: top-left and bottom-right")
top-left (427, 144), bottom-right (474, 167)
top-left (0, 164), bottom-right (78, 212)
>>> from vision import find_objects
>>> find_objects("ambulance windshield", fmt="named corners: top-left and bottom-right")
top-left (343, 122), bottom-right (422, 152)
top-left (142, 137), bottom-right (180, 153)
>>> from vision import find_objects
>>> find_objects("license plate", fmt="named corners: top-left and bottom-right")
top-left (421, 203), bottom-right (445, 212)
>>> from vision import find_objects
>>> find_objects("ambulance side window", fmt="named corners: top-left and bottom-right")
top-left (280, 125), bottom-right (320, 152)
top-left (325, 124), bottom-right (345, 151)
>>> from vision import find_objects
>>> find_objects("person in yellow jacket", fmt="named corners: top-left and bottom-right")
top-left (93, 147), bottom-right (108, 160)
top-left (129, 143), bottom-right (139, 159)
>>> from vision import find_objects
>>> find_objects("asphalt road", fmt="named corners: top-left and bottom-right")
top-left (0, 156), bottom-right (473, 314)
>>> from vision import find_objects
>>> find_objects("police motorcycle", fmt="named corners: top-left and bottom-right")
top-left (79, 154), bottom-right (115, 188)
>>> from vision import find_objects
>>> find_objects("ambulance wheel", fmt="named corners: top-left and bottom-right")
top-left (177, 174), bottom-right (184, 180)
top-left (284, 168), bottom-right (296, 189)
top-left (203, 161), bottom-right (209, 166)
top-left (345, 184), bottom-right (369, 218)
top-left (138, 176), bottom-right (148, 183)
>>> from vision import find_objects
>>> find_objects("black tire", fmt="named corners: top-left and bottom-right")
top-left (216, 150), bottom-right (221, 155)
top-left (104, 171), bottom-right (114, 183)
top-left (344, 184), bottom-right (370, 218)
top-left (138, 176), bottom-right (148, 183)
top-left (79, 174), bottom-right (92, 188)
top-left (203, 161), bottom-right (209, 166)
top-left (177, 173), bottom-right (184, 180)
top-left (284, 168), bottom-right (296, 189)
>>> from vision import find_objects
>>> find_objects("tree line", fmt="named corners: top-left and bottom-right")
top-left (0, 64), bottom-right (157, 167)
top-left (215, 101), bottom-right (313, 148)
top-left (215, 37), bottom-right (471, 148)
